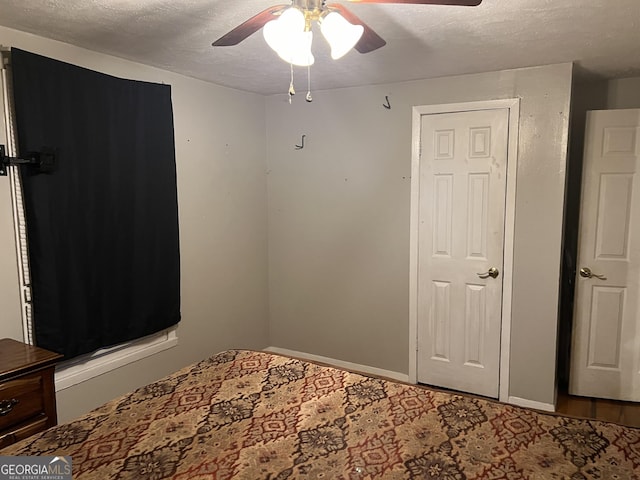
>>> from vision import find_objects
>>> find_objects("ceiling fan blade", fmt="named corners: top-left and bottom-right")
top-left (212, 4), bottom-right (288, 47)
top-left (327, 4), bottom-right (386, 54)
top-left (346, 0), bottom-right (482, 5)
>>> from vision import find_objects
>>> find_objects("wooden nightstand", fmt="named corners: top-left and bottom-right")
top-left (0, 338), bottom-right (62, 449)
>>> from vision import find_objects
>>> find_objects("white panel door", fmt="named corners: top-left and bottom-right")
top-left (416, 108), bottom-right (509, 398)
top-left (570, 109), bottom-right (640, 401)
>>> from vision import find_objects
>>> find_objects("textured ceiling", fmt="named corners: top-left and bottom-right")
top-left (0, 0), bottom-right (639, 95)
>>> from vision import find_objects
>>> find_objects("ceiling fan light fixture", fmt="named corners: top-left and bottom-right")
top-left (263, 7), bottom-right (314, 66)
top-left (280, 31), bottom-right (315, 66)
top-left (320, 11), bottom-right (364, 60)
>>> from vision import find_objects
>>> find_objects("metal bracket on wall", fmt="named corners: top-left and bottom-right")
top-left (0, 144), bottom-right (57, 176)
top-left (295, 135), bottom-right (306, 150)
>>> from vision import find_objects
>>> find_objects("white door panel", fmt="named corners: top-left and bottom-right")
top-left (416, 108), bottom-right (509, 398)
top-left (570, 109), bottom-right (640, 401)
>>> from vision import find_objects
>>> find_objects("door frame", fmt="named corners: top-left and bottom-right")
top-left (408, 99), bottom-right (520, 403)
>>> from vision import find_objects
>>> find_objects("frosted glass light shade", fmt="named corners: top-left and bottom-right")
top-left (320, 12), bottom-right (364, 60)
top-left (263, 8), bottom-right (305, 52)
top-left (279, 31), bottom-right (315, 66)
top-left (263, 8), bottom-right (314, 66)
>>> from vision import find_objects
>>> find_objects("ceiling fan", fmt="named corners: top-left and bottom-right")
top-left (212, 0), bottom-right (483, 59)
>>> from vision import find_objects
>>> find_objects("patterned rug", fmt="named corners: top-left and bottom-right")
top-left (3, 349), bottom-right (639, 479)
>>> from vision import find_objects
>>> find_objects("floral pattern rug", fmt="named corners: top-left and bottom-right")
top-left (3, 349), bottom-right (639, 479)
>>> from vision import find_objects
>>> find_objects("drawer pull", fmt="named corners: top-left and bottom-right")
top-left (0, 399), bottom-right (19, 416)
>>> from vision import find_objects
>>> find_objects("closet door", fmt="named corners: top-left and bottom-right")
top-left (570, 109), bottom-right (640, 401)
top-left (415, 107), bottom-right (509, 399)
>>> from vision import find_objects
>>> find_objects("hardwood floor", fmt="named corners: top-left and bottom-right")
top-left (556, 390), bottom-right (640, 428)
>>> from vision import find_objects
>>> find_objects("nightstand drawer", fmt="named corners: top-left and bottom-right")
top-left (0, 338), bottom-right (61, 448)
top-left (0, 415), bottom-right (48, 449)
top-left (0, 371), bottom-right (45, 431)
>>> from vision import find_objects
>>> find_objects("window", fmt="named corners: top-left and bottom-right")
top-left (2, 49), bottom-right (179, 390)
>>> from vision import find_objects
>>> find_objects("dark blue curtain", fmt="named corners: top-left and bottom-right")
top-left (11, 48), bottom-right (181, 359)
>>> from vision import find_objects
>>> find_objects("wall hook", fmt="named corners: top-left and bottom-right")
top-left (383, 95), bottom-right (391, 110)
top-left (295, 135), bottom-right (306, 150)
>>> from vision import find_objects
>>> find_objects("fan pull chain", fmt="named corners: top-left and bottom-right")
top-left (305, 64), bottom-right (312, 102)
top-left (288, 63), bottom-right (295, 104)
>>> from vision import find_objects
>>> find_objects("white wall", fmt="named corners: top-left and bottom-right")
top-left (0, 26), bottom-right (270, 422)
top-left (606, 77), bottom-right (640, 109)
top-left (266, 63), bottom-right (573, 407)
top-left (0, 98), bottom-right (23, 341)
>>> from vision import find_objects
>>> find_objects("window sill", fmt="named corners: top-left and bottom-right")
top-left (54, 328), bottom-right (178, 391)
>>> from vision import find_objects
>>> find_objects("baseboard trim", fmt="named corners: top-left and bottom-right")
top-left (264, 348), bottom-right (555, 412)
top-left (264, 347), bottom-right (409, 383)
top-left (508, 396), bottom-right (555, 412)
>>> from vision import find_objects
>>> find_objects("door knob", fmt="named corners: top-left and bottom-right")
top-left (579, 267), bottom-right (607, 280)
top-left (477, 267), bottom-right (499, 279)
